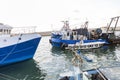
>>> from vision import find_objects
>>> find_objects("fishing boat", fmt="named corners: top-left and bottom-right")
top-left (49, 21), bottom-right (108, 48)
top-left (0, 23), bottom-right (41, 66)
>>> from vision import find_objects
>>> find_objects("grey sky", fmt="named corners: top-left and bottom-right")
top-left (0, 0), bottom-right (119, 32)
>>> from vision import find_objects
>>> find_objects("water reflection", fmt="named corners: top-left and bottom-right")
top-left (0, 59), bottom-right (46, 80)
top-left (78, 45), bottom-right (120, 70)
top-left (51, 44), bottom-right (120, 70)
top-left (51, 47), bottom-right (73, 60)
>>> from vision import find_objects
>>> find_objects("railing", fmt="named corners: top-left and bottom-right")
top-left (11, 26), bottom-right (36, 34)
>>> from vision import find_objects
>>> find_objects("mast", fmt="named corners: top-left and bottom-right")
top-left (84, 21), bottom-right (88, 28)
top-left (62, 21), bottom-right (69, 29)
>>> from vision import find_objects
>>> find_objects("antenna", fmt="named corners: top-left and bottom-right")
top-left (61, 20), bottom-right (70, 29)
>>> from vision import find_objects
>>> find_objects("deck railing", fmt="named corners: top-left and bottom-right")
top-left (11, 26), bottom-right (36, 34)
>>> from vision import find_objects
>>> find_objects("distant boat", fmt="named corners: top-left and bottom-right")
top-left (0, 23), bottom-right (41, 66)
top-left (49, 21), bottom-right (108, 48)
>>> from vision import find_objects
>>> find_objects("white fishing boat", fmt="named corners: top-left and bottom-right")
top-left (0, 23), bottom-right (41, 66)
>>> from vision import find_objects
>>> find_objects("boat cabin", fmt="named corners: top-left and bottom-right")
top-left (0, 23), bottom-right (12, 36)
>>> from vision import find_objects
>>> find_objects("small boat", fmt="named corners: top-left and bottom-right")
top-left (59, 49), bottom-right (120, 80)
top-left (0, 23), bottom-right (41, 66)
top-left (66, 39), bottom-right (105, 50)
top-left (49, 21), bottom-right (108, 48)
top-left (59, 66), bottom-right (120, 80)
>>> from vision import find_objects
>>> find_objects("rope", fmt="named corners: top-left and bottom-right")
top-left (0, 34), bottom-right (22, 64)
top-left (71, 50), bottom-right (83, 67)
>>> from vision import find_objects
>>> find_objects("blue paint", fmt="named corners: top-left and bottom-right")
top-left (77, 74), bottom-right (82, 80)
top-left (0, 37), bottom-right (41, 66)
top-left (77, 50), bottom-right (81, 54)
top-left (50, 38), bottom-right (79, 47)
top-left (86, 69), bottom-right (98, 74)
top-left (69, 76), bottom-right (74, 80)
top-left (84, 56), bottom-right (93, 62)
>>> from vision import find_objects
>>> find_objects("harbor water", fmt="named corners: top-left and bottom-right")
top-left (0, 36), bottom-right (120, 80)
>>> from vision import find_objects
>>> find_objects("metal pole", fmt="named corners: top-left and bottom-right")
top-left (113, 17), bottom-right (119, 33)
top-left (107, 18), bottom-right (113, 34)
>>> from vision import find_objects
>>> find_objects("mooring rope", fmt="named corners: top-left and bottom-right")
top-left (71, 50), bottom-right (83, 67)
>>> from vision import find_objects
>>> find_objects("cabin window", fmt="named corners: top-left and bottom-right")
top-left (89, 45), bottom-right (93, 47)
top-left (67, 32), bottom-right (69, 36)
top-left (74, 31), bottom-right (77, 35)
top-left (0, 29), bottom-right (2, 32)
top-left (89, 45), bottom-right (91, 47)
top-left (7, 30), bottom-right (9, 33)
top-left (91, 45), bottom-right (93, 47)
top-left (4, 29), bottom-right (6, 32)
top-left (95, 44), bottom-right (98, 47)
top-left (8, 30), bottom-right (11, 34)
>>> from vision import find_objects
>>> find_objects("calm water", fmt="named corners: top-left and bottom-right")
top-left (0, 36), bottom-right (120, 80)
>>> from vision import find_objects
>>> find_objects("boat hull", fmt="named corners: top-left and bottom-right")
top-left (0, 34), bottom-right (41, 66)
top-left (49, 38), bottom-right (79, 48)
top-left (49, 38), bottom-right (107, 48)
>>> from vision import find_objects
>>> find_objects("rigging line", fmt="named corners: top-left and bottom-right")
top-left (0, 34), bottom-right (22, 64)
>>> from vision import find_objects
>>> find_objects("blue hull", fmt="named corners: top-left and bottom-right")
top-left (49, 38), bottom-right (80, 47)
top-left (0, 37), bottom-right (41, 66)
top-left (49, 38), bottom-right (108, 48)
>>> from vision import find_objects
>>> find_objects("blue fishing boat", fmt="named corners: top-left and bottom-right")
top-left (0, 23), bottom-right (41, 66)
top-left (49, 21), bottom-right (108, 48)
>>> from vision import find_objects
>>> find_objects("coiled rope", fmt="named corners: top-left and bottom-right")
top-left (71, 49), bottom-right (83, 67)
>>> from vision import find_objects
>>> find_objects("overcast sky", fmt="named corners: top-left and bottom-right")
top-left (0, 0), bottom-right (120, 32)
